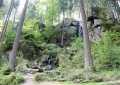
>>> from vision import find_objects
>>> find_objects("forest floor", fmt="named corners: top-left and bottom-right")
top-left (21, 73), bottom-right (120, 85)
top-left (21, 73), bottom-right (62, 85)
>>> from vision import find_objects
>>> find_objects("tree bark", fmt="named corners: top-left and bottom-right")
top-left (9, 0), bottom-right (29, 71)
top-left (0, 0), bottom-right (14, 42)
top-left (79, 0), bottom-right (94, 80)
top-left (60, 10), bottom-right (65, 47)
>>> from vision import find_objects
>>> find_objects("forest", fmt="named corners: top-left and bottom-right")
top-left (0, 0), bottom-right (120, 85)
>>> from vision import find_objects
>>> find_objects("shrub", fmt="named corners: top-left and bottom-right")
top-left (0, 64), bottom-right (24, 85)
top-left (34, 38), bottom-right (84, 82)
top-left (1, 31), bottom-right (16, 52)
top-left (35, 73), bottom-right (51, 81)
top-left (92, 31), bottom-right (120, 70)
top-left (0, 73), bottom-right (24, 85)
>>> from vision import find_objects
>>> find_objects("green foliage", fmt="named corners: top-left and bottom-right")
top-left (35, 73), bottom-right (51, 81)
top-left (0, 64), bottom-right (24, 85)
top-left (33, 38), bottom-right (84, 82)
top-left (1, 0), bottom-right (120, 84)
top-left (1, 30), bottom-right (15, 52)
top-left (20, 32), bottom-right (42, 60)
top-left (102, 20), bottom-right (120, 32)
top-left (24, 19), bottom-right (38, 30)
top-left (0, 65), bottom-right (11, 75)
top-left (45, 0), bottom-right (59, 25)
top-left (111, 34), bottom-right (120, 44)
top-left (0, 73), bottom-right (24, 85)
top-left (63, 82), bottom-right (107, 85)
top-left (35, 0), bottom-right (59, 27)
top-left (0, 9), bottom-right (5, 19)
top-left (41, 27), bottom-right (58, 42)
top-left (111, 24), bottom-right (120, 32)
top-left (35, 69), bottom-right (84, 82)
top-left (20, 29), bottom-right (60, 61)
top-left (97, 69), bottom-right (120, 81)
top-left (92, 31), bottom-right (120, 70)
top-left (58, 38), bottom-right (83, 70)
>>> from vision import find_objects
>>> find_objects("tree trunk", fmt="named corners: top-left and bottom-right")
top-left (0, 0), bottom-right (14, 42)
top-left (9, 0), bottom-right (29, 71)
top-left (79, 0), bottom-right (94, 80)
top-left (61, 10), bottom-right (65, 47)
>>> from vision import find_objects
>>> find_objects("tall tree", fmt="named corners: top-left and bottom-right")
top-left (0, 0), bottom-right (14, 42)
top-left (9, 0), bottom-right (29, 71)
top-left (79, 0), bottom-right (94, 80)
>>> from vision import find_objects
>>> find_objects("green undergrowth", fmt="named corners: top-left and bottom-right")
top-left (63, 82), bottom-right (107, 85)
top-left (0, 65), bottom-right (24, 85)
top-left (0, 73), bottom-right (24, 85)
top-left (34, 69), bottom-right (120, 83)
